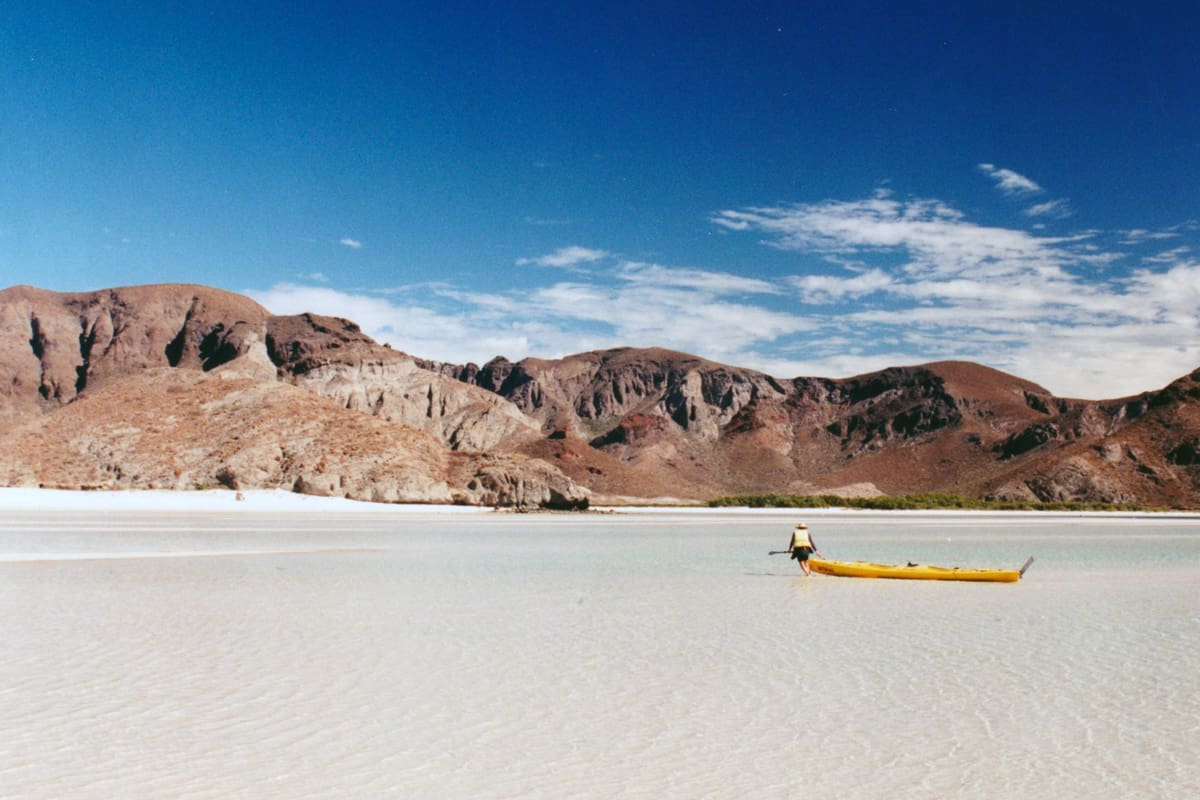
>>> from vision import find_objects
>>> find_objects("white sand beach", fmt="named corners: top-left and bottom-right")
top-left (0, 487), bottom-right (489, 513)
top-left (5, 486), bottom-right (1200, 518)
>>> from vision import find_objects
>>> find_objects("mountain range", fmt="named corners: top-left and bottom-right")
top-left (3, 283), bottom-right (1199, 508)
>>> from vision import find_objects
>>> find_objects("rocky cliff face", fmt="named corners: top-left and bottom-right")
top-left (0, 367), bottom-right (585, 507)
top-left (1, 284), bottom-right (273, 420)
top-left (439, 347), bottom-right (790, 442)
top-left (5, 282), bottom-right (1200, 507)
top-left (982, 368), bottom-right (1200, 506)
top-left (266, 313), bottom-right (540, 452)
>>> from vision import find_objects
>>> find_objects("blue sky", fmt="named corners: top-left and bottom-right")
top-left (2, 2), bottom-right (1198, 399)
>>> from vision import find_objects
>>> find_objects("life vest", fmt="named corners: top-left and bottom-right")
top-left (789, 526), bottom-right (814, 550)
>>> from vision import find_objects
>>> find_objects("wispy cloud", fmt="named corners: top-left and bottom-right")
top-left (516, 245), bottom-right (609, 268)
top-left (616, 261), bottom-right (781, 295)
top-left (978, 163), bottom-right (1043, 195)
top-left (1142, 246), bottom-right (1191, 264)
top-left (339, 238), bottom-right (363, 249)
top-left (790, 268), bottom-right (893, 304)
top-left (248, 259), bottom-right (811, 370)
top-left (712, 190), bottom-right (1077, 281)
top-left (248, 283), bottom-right (511, 362)
top-left (1121, 227), bottom-right (1183, 245)
top-left (451, 260), bottom-right (810, 360)
top-left (713, 190), bottom-right (1200, 397)
top-left (1024, 199), bottom-right (1073, 219)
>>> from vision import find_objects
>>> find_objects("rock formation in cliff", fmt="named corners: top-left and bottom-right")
top-left (265, 313), bottom-right (540, 452)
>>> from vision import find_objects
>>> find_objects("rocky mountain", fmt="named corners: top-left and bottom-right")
top-left (4, 282), bottom-right (1200, 507)
top-left (430, 351), bottom-right (1200, 507)
top-left (0, 284), bottom-right (586, 508)
top-left (979, 368), bottom-right (1200, 505)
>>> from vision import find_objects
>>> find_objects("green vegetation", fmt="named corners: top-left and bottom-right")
top-left (707, 492), bottom-right (1160, 512)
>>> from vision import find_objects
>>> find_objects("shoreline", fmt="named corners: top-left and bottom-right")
top-left (2, 487), bottom-right (1200, 520)
top-left (0, 487), bottom-right (487, 514)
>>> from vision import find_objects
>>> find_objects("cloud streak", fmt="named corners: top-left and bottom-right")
top-left (1024, 199), bottom-right (1073, 219)
top-left (978, 163), bottom-right (1043, 195)
top-left (516, 245), bottom-right (608, 268)
top-left (712, 190), bottom-right (1079, 282)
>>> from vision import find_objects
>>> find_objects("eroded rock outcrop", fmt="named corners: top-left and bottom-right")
top-left (992, 457), bottom-right (1137, 504)
top-left (0, 368), bottom-right (587, 508)
top-left (0, 284), bottom-right (272, 423)
top-left (438, 347), bottom-right (790, 446)
top-left (449, 453), bottom-right (590, 509)
top-left (265, 313), bottom-right (541, 452)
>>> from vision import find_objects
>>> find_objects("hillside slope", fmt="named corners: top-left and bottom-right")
top-left (0, 284), bottom-right (586, 508)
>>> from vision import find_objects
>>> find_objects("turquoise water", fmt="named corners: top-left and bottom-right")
top-left (2, 510), bottom-right (1198, 798)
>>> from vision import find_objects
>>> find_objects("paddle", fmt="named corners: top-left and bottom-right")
top-left (1018, 556), bottom-right (1035, 577)
top-left (768, 549), bottom-right (791, 555)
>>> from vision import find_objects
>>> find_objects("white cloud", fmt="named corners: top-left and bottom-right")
top-left (713, 192), bottom-right (1200, 398)
top-left (247, 283), bottom-right (529, 364)
top-left (790, 268), bottom-right (893, 303)
top-left (1125, 261), bottom-right (1200, 325)
top-left (616, 261), bottom-right (781, 295)
top-left (1121, 227), bottom-right (1182, 245)
top-left (465, 261), bottom-right (810, 360)
top-left (516, 245), bottom-right (609, 268)
top-left (1024, 199), bottom-right (1072, 219)
top-left (247, 257), bottom-right (813, 372)
top-left (339, 238), bottom-right (362, 249)
top-left (713, 191), bottom-right (1077, 282)
top-left (978, 163), bottom-right (1043, 195)
top-left (1142, 246), bottom-right (1191, 264)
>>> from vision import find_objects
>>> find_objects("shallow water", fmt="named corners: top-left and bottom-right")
top-left (2, 511), bottom-right (1198, 799)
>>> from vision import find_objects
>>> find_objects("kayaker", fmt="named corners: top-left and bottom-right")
top-left (788, 523), bottom-right (822, 575)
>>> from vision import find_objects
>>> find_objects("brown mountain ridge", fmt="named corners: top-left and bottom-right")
top-left (3, 283), bottom-right (1200, 507)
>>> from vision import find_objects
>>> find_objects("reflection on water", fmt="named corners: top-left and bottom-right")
top-left (2, 511), bottom-right (1198, 799)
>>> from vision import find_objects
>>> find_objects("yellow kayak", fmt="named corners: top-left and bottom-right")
top-left (809, 556), bottom-right (1031, 583)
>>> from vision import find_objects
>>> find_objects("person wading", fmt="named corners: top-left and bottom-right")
top-left (788, 523), bottom-right (822, 576)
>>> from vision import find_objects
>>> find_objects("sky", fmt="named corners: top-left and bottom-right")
top-left (2, 2), bottom-right (1198, 399)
